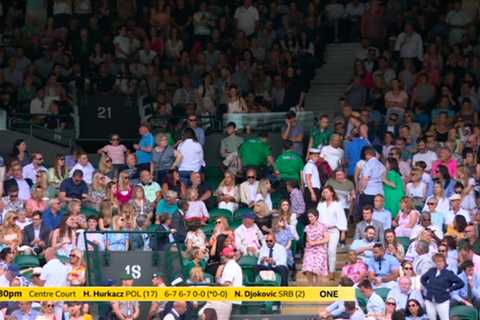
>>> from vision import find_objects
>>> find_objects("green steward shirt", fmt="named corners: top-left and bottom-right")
top-left (239, 137), bottom-right (271, 167)
top-left (310, 128), bottom-right (332, 148)
top-left (275, 150), bottom-right (304, 182)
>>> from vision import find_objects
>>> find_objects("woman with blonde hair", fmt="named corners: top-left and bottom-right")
top-left (216, 171), bottom-right (239, 213)
top-left (456, 165), bottom-right (476, 213)
top-left (393, 197), bottom-right (419, 237)
top-left (151, 132), bottom-right (177, 184)
top-left (67, 248), bottom-right (86, 286)
top-left (47, 153), bottom-right (68, 190)
top-left (106, 215), bottom-right (129, 251)
top-left (120, 203), bottom-right (137, 231)
top-left (254, 200), bottom-right (272, 233)
top-left (256, 178), bottom-right (273, 210)
top-left (130, 185), bottom-right (152, 217)
top-left (98, 154), bottom-right (115, 180)
top-left (25, 185), bottom-right (48, 217)
top-left (68, 199), bottom-right (87, 229)
top-left (34, 170), bottom-right (56, 198)
top-left (105, 181), bottom-right (120, 210)
top-left (98, 200), bottom-right (114, 231)
top-left (115, 170), bottom-right (133, 204)
top-left (86, 173), bottom-right (107, 211)
top-left (0, 212), bottom-right (22, 249)
top-left (209, 217), bottom-right (234, 256)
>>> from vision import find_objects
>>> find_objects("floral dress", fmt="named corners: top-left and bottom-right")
top-left (302, 222), bottom-right (328, 276)
top-left (275, 228), bottom-right (294, 267)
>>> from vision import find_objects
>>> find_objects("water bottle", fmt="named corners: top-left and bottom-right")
top-left (63, 312), bottom-right (70, 320)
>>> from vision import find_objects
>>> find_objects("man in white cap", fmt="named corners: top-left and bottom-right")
top-left (303, 148), bottom-right (321, 208)
top-left (446, 194), bottom-right (470, 228)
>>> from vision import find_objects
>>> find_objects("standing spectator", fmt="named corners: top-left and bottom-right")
top-left (303, 148), bottom-right (321, 208)
top-left (274, 140), bottom-right (304, 184)
top-left (151, 133), bottom-right (177, 185)
top-left (281, 111), bottom-right (304, 156)
top-left (220, 122), bottom-right (244, 175)
top-left (234, 0), bottom-right (259, 37)
top-left (317, 186), bottom-right (348, 280)
top-left (239, 132), bottom-right (274, 173)
top-left (186, 114), bottom-right (206, 146)
top-left (134, 123), bottom-right (154, 171)
top-left (421, 253), bottom-right (464, 320)
top-left (308, 115), bottom-right (332, 151)
top-left (394, 23), bottom-right (424, 63)
top-left (177, 128), bottom-right (205, 186)
top-left (357, 147), bottom-right (386, 220)
top-left (216, 247), bottom-right (243, 286)
top-left (97, 134), bottom-right (128, 172)
top-left (302, 208), bottom-right (329, 285)
top-left (383, 157), bottom-right (405, 219)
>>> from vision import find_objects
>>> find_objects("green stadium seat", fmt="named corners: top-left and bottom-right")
top-left (355, 288), bottom-right (368, 314)
top-left (374, 287), bottom-right (390, 301)
top-left (450, 305), bottom-right (479, 320)
top-left (254, 272), bottom-right (281, 286)
top-left (14, 255), bottom-right (40, 269)
top-left (233, 207), bottom-right (252, 222)
top-left (397, 237), bottom-right (411, 253)
top-left (209, 208), bottom-right (233, 223)
top-left (239, 255), bottom-right (258, 285)
top-left (57, 254), bottom-right (70, 265)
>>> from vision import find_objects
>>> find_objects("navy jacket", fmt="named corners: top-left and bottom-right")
top-left (420, 267), bottom-right (464, 303)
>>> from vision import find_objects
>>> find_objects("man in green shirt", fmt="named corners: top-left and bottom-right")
top-left (308, 114), bottom-right (332, 156)
top-left (239, 131), bottom-right (274, 173)
top-left (275, 140), bottom-right (304, 182)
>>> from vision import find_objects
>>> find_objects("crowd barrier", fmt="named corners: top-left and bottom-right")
top-left (223, 112), bottom-right (316, 131)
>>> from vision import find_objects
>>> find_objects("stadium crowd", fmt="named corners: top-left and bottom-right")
top-left (0, 0), bottom-right (479, 320)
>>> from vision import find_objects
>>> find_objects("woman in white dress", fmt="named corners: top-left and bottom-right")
top-left (216, 171), bottom-right (240, 213)
top-left (226, 85), bottom-right (247, 113)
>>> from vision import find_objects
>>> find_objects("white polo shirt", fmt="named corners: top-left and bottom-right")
top-left (234, 5), bottom-right (259, 36)
top-left (303, 160), bottom-right (321, 189)
top-left (40, 258), bottom-right (70, 287)
top-left (177, 139), bottom-right (205, 172)
top-left (69, 162), bottom-right (95, 184)
top-left (220, 259), bottom-right (243, 287)
top-left (445, 208), bottom-right (471, 226)
top-left (22, 163), bottom-right (47, 183)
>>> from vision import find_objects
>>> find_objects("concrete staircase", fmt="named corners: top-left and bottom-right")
top-left (305, 42), bottom-right (361, 117)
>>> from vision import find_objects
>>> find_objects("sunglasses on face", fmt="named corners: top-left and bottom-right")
top-left (46, 304), bottom-right (54, 308)
top-left (404, 267), bottom-right (412, 270)
top-left (266, 240), bottom-right (274, 243)
top-left (387, 302), bottom-right (396, 305)
top-left (188, 118), bottom-right (197, 122)
top-left (427, 202), bottom-right (435, 205)
top-left (247, 176), bottom-right (255, 179)
top-left (408, 304), bottom-right (418, 308)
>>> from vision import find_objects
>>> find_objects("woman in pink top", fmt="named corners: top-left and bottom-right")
top-left (393, 197), bottom-right (419, 237)
top-left (185, 188), bottom-right (209, 223)
top-left (341, 250), bottom-right (368, 284)
top-left (115, 171), bottom-right (133, 204)
top-left (25, 185), bottom-right (48, 217)
top-left (97, 134), bottom-right (128, 172)
top-left (431, 147), bottom-right (457, 178)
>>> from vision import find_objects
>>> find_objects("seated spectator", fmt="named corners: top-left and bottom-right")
top-left (4, 163), bottom-right (32, 201)
top-left (387, 276), bottom-right (424, 311)
top-left (216, 171), bottom-right (240, 213)
top-left (189, 172), bottom-right (212, 206)
top-left (446, 194), bottom-right (471, 227)
top-left (137, 169), bottom-right (161, 204)
top-left (234, 210), bottom-right (264, 256)
top-left (21, 211), bottom-right (50, 254)
top-left (69, 152), bottom-right (95, 185)
top-left (393, 197), bottom-right (419, 238)
top-left (406, 230), bottom-right (438, 262)
top-left (22, 153), bottom-right (47, 183)
top-left (446, 215), bottom-right (467, 240)
top-left (59, 170), bottom-right (88, 202)
top-left (384, 229), bottom-right (405, 261)
top-left (106, 215), bottom-right (129, 252)
top-left (354, 205), bottom-right (384, 243)
top-left (185, 222), bottom-right (208, 257)
top-left (341, 250), bottom-right (368, 284)
top-left (367, 243), bottom-right (400, 288)
top-left (351, 226), bottom-right (377, 260)
top-left (358, 279), bottom-right (385, 317)
top-left (321, 277), bottom-right (356, 318)
top-left (185, 188), bottom-right (209, 224)
top-left (239, 168), bottom-right (260, 207)
top-left (256, 233), bottom-right (289, 286)
top-left (451, 260), bottom-right (480, 309)
top-left (405, 299), bottom-right (428, 320)
top-left (156, 190), bottom-right (179, 216)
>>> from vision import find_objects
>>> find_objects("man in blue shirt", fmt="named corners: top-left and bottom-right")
top-left (43, 198), bottom-right (64, 230)
top-left (345, 131), bottom-right (369, 177)
top-left (11, 301), bottom-right (39, 320)
top-left (367, 243), bottom-right (400, 289)
top-left (451, 260), bottom-right (480, 309)
top-left (134, 123), bottom-right (154, 170)
top-left (59, 170), bottom-right (88, 202)
top-left (373, 194), bottom-right (392, 230)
